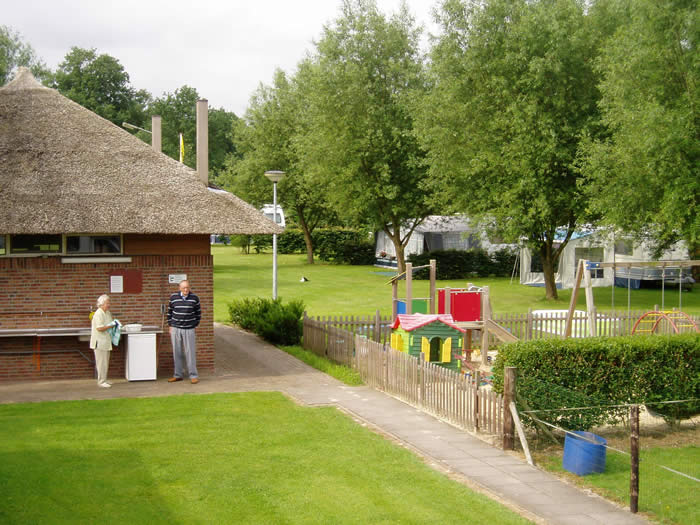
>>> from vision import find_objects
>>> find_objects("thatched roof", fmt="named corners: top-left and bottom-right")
top-left (0, 68), bottom-right (281, 235)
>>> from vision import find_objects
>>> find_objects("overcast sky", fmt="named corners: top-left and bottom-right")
top-left (5, 0), bottom-right (439, 116)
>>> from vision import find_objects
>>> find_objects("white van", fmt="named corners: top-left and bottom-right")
top-left (261, 204), bottom-right (285, 228)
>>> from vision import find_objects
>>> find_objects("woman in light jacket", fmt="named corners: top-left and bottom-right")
top-left (90, 294), bottom-right (115, 388)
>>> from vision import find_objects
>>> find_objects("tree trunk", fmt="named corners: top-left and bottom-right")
top-left (297, 211), bottom-right (314, 265)
top-left (540, 244), bottom-right (559, 300)
top-left (387, 227), bottom-right (406, 274)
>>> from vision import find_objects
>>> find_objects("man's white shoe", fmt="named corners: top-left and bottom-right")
top-left (99, 383), bottom-right (111, 388)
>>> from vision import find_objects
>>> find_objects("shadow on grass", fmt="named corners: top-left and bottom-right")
top-left (0, 449), bottom-right (176, 524)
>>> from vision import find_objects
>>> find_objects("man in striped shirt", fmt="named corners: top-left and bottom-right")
top-left (167, 279), bottom-right (201, 384)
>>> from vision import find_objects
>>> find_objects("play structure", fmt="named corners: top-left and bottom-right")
top-left (388, 260), bottom-right (518, 370)
top-left (564, 259), bottom-right (700, 337)
top-left (631, 310), bottom-right (699, 335)
top-left (391, 314), bottom-right (465, 371)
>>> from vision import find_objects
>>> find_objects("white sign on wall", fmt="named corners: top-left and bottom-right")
top-left (110, 275), bottom-right (124, 293)
top-left (168, 274), bottom-right (187, 284)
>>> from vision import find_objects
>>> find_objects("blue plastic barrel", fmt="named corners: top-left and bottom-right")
top-left (562, 431), bottom-right (607, 476)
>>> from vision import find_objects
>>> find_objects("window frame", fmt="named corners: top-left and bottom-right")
top-left (0, 234), bottom-right (123, 257)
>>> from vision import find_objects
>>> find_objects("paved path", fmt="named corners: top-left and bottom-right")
top-left (0, 323), bottom-right (646, 525)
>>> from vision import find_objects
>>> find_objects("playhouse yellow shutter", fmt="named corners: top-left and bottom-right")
top-left (396, 333), bottom-right (403, 351)
top-left (442, 337), bottom-right (452, 362)
top-left (391, 333), bottom-right (397, 350)
top-left (421, 337), bottom-right (430, 361)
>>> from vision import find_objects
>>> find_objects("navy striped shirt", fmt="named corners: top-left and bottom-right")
top-left (167, 292), bottom-right (201, 329)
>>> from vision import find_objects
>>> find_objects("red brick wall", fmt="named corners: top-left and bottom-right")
top-left (0, 249), bottom-right (214, 381)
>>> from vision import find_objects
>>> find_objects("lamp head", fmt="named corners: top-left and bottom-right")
top-left (264, 170), bottom-right (286, 183)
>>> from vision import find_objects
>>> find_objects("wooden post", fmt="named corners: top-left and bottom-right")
top-left (565, 260), bottom-right (585, 338)
top-left (406, 262), bottom-right (413, 315)
top-left (503, 367), bottom-right (516, 450)
top-left (429, 259), bottom-right (436, 314)
top-left (392, 281), bottom-right (398, 322)
top-left (480, 328), bottom-right (489, 367)
top-left (374, 309), bottom-right (381, 343)
top-left (419, 351), bottom-right (426, 407)
top-left (474, 370), bottom-right (480, 431)
top-left (509, 401), bottom-right (533, 465)
top-left (582, 260), bottom-right (597, 337)
top-left (481, 286), bottom-right (491, 367)
top-left (526, 308), bottom-right (533, 341)
top-left (445, 286), bottom-right (451, 314)
top-left (630, 404), bottom-right (640, 514)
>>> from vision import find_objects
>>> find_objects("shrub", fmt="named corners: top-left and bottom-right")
top-left (228, 297), bottom-right (305, 346)
top-left (492, 334), bottom-right (700, 429)
top-left (408, 248), bottom-right (517, 279)
top-left (278, 230), bottom-right (307, 254)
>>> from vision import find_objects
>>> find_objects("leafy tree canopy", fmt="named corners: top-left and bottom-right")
top-left (304, 0), bottom-right (436, 272)
top-left (420, 0), bottom-right (611, 298)
top-left (0, 25), bottom-right (52, 85)
top-left (580, 0), bottom-right (699, 258)
top-left (218, 66), bottom-right (336, 263)
top-left (149, 86), bottom-right (238, 178)
top-left (53, 47), bottom-right (150, 127)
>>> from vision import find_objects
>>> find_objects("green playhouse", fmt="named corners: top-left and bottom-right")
top-left (390, 314), bottom-right (466, 371)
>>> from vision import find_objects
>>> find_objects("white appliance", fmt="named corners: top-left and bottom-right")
top-left (125, 333), bottom-right (157, 381)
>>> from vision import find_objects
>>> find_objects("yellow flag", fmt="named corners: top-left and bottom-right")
top-left (179, 133), bottom-right (184, 163)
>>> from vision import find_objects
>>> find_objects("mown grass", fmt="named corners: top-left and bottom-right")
top-left (213, 247), bottom-right (700, 321)
top-left (537, 445), bottom-right (699, 524)
top-left (279, 345), bottom-right (363, 386)
top-left (0, 393), bottom-right (530, 525)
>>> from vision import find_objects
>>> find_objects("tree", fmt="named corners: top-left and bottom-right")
top-left (218, 66), bottom-right (334, 263)
top-left (419, 0), bottom-right (608, 299)
top-left (149, 86), bottom-right (239, 178)
top-left (208, 107), bottom-right (240, 178)
top-left (53, 47), bottom-right (149, 127)
top-left (580, 0), bottom-right (699, 261)
top-left (0, 25), bottom-right (51, 85)
top-left (303, 0), bottom-right (436, 273)
top-left (149, 86), bottom-right (198, 168)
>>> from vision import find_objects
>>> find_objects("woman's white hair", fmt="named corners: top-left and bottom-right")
top-left (96, 294), bottom-right (110, 307)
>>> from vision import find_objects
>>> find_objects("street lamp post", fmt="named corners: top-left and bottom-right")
top-left (264, 170), bottom-right (285, 300)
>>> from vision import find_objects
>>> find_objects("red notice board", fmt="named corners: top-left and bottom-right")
top-left (109, 270), bottom-right (143, 294)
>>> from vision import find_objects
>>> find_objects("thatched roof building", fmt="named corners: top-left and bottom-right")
top-left (0, 68), bottom-right (281, 235)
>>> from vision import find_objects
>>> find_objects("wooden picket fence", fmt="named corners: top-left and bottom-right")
top-left (491, 309), bottom-right (700, 341)
top-left (303, 317), bottom-right (504, 437)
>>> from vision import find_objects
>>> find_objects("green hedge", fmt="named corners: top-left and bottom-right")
top-left (408, 248), bottom-right (517, 279)
top-left (492, 334), bottom-right (700, 429)
top-left (228, 297), bottom-right (305, 346)
top-left (278, 228), bottom-right (375, 265)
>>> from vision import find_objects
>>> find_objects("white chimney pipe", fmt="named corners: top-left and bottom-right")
top-left (151, 115), bottom-right (162, 152)
top-left (196, 99), bottom-right (208, 186)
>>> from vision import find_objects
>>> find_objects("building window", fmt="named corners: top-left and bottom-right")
top-left (10, 234), bottom-right (62, 254)
top-left (575, 247), bottom-right (605, 279)
top-left (66, 235), bottom-right (121, 254)
top-left (615, 240), bottom-right (634, 256)
top-left (0, 235), bottom-right (5, 255)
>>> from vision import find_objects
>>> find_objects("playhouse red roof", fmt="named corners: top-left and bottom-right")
top-left (391, 314), bottom-right (466, 333)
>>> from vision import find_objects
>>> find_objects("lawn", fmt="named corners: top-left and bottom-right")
top-left (537, 444), bottom-right (699, 524)
top-left (0, 393), bottom-right (530, 524)
top-left (212, 247), bottom-right (700, 321)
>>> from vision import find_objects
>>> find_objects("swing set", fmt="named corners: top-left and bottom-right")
top-left (564, 259), bottom-right (700, 337)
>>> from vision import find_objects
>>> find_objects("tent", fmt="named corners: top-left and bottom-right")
top-left (520, 229), bottom-right (690, 289)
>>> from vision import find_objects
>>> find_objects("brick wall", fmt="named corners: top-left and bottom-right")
top-left (0, 250), bottom-right (214, 381)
